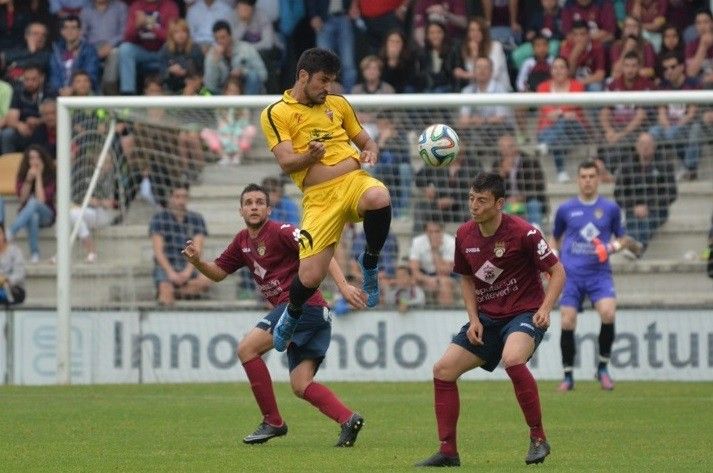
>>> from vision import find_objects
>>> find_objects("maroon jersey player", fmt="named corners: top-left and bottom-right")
top-left (182, 184), bottom-right (368, 447)
top-left (416, 172), bottom-right (566, 467)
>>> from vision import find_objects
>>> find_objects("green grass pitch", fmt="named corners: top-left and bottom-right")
top-left (2, 381), bottom-right (712, 472)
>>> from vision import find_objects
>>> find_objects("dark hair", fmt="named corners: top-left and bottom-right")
top-left (571, 19), bottom-right (588, 31)
top-left (471, 172), bottom-right (505, 200)
top-left (70, 69), bottom-right (90, 82)
top-left (240, 183), bottom-right (270, 207)
top-left (23, 64), bottom-right (45, 76)
top-left (0, 222), bottom-right (5, 239)
top-left (60, 14), bottom-right (81, 29)
top-left (295, 48), bottom-right (341, 80)
top-left (212, 20), bottom-right (232, 35)
top-left (660, 51), bottom-right (682, 65)
top-left (532, 33), bottom-right (549, 44)
top-left (695, 8), bottom-right (713, 20)
top-left (578, 159), bottom-right (599, 174)
top-left (17, 144), bottom-right (55, 184)
top-left (260, 176), bottom-right (282, 192)
top-left (237, 0), bottom-right (257, 5)
top-left (143, 74), bottom-right (163, 91)
top-left (170, 182), bottom-right (190, 195)
top-left (622, 50), bottom-right (640, 62)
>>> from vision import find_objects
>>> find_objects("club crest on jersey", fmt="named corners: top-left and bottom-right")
top-left (594, 208), bottom-right (604, 219)
top-left (257, 241), bottom-right (266, 257)
top-left (494, 241), bottom-right (506, 258)
top-left (325, 107), bottom-right (333, 122)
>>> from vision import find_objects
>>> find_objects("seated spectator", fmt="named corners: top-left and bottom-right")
top-left (0, 79), bottom-right (12, 129)
top-left (627, 0), bottom-right (666, 52)
top-left (7, 145), bottom-right (56, 263)
top-left (159, 18), bottom-right (204, 94)
top-left (416, 20), bottom-right (456, 93)
top-left (482, 0), bottom-right (521, 49)
top-left (536, 56), bottom-right (588, 183)
top-left (413, 150), bottom-right (478, 231)
top-left (80, 0), bottom-right (128, 94)
top-left (668, 0), bottom-right (704, 45)
top-left (492, 134), bottom-right (548, 228)
top-left (1, 22), bottom-right (51, 84)
top-left (0, 222), bottom-right (26, 306)
top-left (0, 0), bottom-right (30, 52)
top-left (379, 29), bottom-right (421, 93)
top-left (656, 24), bottom-right (685, 79)
top-left (186, 0), bottom-right (233, 51)
top-left (685, 9), bottom-right (713, 88)
top-left (204, 20), bottom-right (266, 95)
top-left (409, 220), bottom-right (455, 306)
top-left (515, 34), bottom-right (553, 92)
top-left (453, 16), bottom-right (511, 92)
top-left (201, 77), bottom-right (257, 165)
top-left (559, 19), bottom-right (606, 91)
top-left (261, 176), bottom-right (299, 226)
top-left (149, 183), bottom-right (211, 305)
top-left (307, 0), bottom-right (358, 91)
top-left (384, 264), bottom-right (426, 313)
top-left (350, 229), bottom-right (398, 298)
top-left (49, 15), bottom-right (100, 96)
top-left (233, 0), bottom-right (280, 92)
top-left (609, 16), bottom-right (656, 80)
top-left (513, 0), bottom-right (562, 70)
top-left (412, 0), bottom-right (467, 48)
top-left (1, 66), bottom-right (51, 154)
top-left (29, 98), bottom-right (58, 157)
top-left (614, 132), bottom-right (677, 254)
top-left (351, 55), bottom-right (395, 94)
top-left (457, 56), bottom-right (514, 146)
top-left (118, 0), bottom-right (179, 95)
top-left (649, 52), bottom-right (701, 181)
top-left (598, 51), bottom-right (653, 175)
top-left (69, 152), bottom-right (117, 263)
top-left (561, 0), bottom-right (617, 45)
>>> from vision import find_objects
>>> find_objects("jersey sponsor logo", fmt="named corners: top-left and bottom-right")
top-left (494, 241), bottom-right (506, 258)
top-left (579, 222), bottom-right (601, 242)
top-left (242, 247), bottom-right (251, 253)
top-left (570, 210), bottom-right (584, 217)
top-left (253, 261), bottom-right (267, 279)
top-left (310, 129), bottom-right (332, 142)
top-left (257, 241), bottom-right (266, 257)
top-left (475, 260), bottom-right (504, 285)
top-left (465, 247), bottom-right (480, 253)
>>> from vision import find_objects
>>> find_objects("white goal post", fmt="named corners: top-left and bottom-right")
top-left (55, 91), bottom-right (713, 384)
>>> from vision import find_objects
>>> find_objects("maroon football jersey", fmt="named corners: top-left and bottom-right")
top-left (453, 214), bottom-right (559, 319)
top-left (214, 220), bottom-right (328, 307)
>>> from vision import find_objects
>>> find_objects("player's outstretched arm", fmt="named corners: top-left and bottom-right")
top-left (534, 261), bottom-right (566, 329)
top-left (181, 239), bottom-right (229, 282)
top-left (328, 258), bottom-right (367, 309)
top-left (351, 129), bottom-right (379, 165)
top-left (272, 140), bottom-right (325, 174)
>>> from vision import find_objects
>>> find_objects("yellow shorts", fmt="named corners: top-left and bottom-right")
top-left (299, 170), bottom-right (386, 259)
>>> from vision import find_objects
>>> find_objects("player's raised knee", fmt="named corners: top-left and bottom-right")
top-left (362, 186), bottom-right (391, 209)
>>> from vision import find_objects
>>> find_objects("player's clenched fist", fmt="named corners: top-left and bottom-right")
top-left (181, 240), bottom-right (200, 264)
top-left (307, 141), bottom-right (326, 161)
top-left (466, 319), bottom-right (484, 346)
top-left (359, 150), bottom-right (377, 165)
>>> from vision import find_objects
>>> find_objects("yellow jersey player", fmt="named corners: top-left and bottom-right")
top-left (260, 48), bottom-right (391, 352)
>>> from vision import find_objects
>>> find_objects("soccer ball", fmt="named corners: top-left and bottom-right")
top-left (417, 124), bottom-right (460, 167)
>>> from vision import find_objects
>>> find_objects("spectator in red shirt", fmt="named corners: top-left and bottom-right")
top-left (627, 0), bottom-right (667, 51)
top-left (598, 51), bottom-right (653, 176)
top-left (536, 56), bottom-right (588, 183)
top-left (609, 16), bottom-right (656, 80)
top-left (559, 19), bottom-right (606, 91)
top-left (561, 0), bottom-right (617, 44)
top-left (685, 9), bottom-right (713, 87)
top-left (118, 0), bottom-right (179, 94)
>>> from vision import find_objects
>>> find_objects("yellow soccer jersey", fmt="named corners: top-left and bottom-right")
top-left (260, 90), bottom-right (363, 190)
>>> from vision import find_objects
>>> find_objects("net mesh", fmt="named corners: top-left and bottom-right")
top-left (59, 95), bottom-right (712, 311)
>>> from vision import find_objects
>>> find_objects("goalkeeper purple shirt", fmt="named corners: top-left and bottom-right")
top-left (552, 195), bottom-right (625, 277)
top-left (214, 220), bottom-right (327, 307)
top-left (453, 214), bottom-right (559, 320)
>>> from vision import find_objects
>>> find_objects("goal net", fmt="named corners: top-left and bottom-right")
top-left (54, 92), bottom-right (713, 381)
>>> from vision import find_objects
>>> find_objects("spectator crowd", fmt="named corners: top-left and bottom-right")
top-left (0, 0), bottom-right (710, 307)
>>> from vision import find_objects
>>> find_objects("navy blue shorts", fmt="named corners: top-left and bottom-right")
top-left (451, 312), bottom-right (547, 372)
top-left (560, 273), bottom-right (616, 312)
top-left (257, 303), bottom-right (332, 372)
